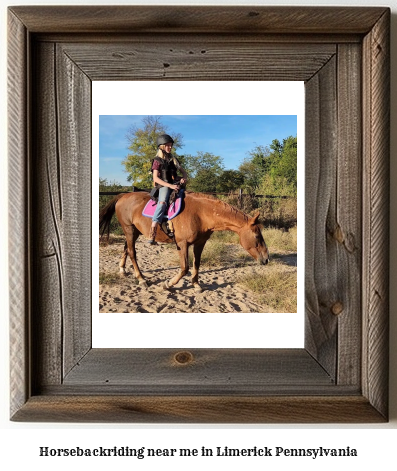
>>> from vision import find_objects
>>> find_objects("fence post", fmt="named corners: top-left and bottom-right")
top-left (238, 188), bottom-right (243, 208)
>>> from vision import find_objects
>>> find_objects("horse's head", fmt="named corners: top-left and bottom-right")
top-left (238, 212), bottom-right (269, 265)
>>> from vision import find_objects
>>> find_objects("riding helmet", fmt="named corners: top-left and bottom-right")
top-left (157, 134), bottom-right (174, 147)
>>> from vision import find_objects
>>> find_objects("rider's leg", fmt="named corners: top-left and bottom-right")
top-left (147, 221), bottom-right (159, 245)
top-left (148, 186), bottom-right (171, 245)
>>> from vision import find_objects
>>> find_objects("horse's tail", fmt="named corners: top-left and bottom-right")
top-left (99, 194), bottom-right (125, 241)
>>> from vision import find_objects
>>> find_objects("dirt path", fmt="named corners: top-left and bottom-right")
top-left (99, 237), bottom-right (297, 313)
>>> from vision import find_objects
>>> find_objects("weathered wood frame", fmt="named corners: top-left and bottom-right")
top-left (8, 6), bottom-right (390, 423)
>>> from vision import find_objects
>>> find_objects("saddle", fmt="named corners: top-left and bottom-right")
top-left (142, 189), bottom-right (184, 221)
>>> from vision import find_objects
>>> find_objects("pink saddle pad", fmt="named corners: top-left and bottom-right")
top-left (142, 193), bottom-right (183, 220)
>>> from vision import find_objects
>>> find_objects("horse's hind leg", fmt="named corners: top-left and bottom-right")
top-left (163, 241), bottom-right (189, 290)
top-left (119, 241), bottom-right (128, 275)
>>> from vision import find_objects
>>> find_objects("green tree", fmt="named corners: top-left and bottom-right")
top-left (216, 169), bottom-right (245, 192)
top-left (270, 139), bottom-right (283, 158)
top-left (122, 116), bottom-right (183, 188)
top-left (269, 136), bottom-right (297, 190)
top-left (184, 152), bottom-right (224, 193)
top-left (239, 145), bottom-right (271, 190)
top-left (250, 145), bottom-right (272, 172)
top-left (239, 138), bottom-right (297, 193)
top-left (99, 177), bottom-right (133, 195)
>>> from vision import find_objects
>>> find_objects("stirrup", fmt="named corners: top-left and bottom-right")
top-left (162, 221), bottom-right (174, 238)
top-left (161, 221), bottom-right (174, 238)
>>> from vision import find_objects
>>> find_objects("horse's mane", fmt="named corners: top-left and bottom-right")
top-left (186, 191), bottom-right (250, 223)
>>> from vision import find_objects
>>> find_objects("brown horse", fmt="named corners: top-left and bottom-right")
top-left (99, 191), bottom-right (269, 292)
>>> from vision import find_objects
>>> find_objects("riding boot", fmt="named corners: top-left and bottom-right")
top-left (147, 225), bottom-right (158, 245)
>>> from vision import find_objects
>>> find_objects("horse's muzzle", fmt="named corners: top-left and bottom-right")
top-left (258, 256), bottom-right (269, 266)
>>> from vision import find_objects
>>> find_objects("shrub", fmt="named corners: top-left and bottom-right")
top-left (99, 271), bottom-right (120, 285)
top-left (263, 226), bottom-right (297, 253)
top-left (238, 263), bottom-right (297, 312)
top-left (99, 179), bottom-right (133, 236)
top-left (222, 184), bottom-right (297, 230)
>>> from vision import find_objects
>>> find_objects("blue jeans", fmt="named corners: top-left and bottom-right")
top-left (152, 186), bottom-right (172, 223)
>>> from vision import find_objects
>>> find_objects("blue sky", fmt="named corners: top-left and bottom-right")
top-left (99, 115), bottom-right (297, 186)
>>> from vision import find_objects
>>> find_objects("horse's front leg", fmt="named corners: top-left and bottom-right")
top-left (163, 241), bottom-right (189, 289)
top-left (123, 225), bottom-right (148, 288)
top-left (191, 241), bottom-right (206, 292)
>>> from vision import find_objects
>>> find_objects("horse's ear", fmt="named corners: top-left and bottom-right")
top-left (250, 212), bottom-right (260, 226)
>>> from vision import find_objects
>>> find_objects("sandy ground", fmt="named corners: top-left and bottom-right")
top-left (99, 235), bottom-right (297, 314)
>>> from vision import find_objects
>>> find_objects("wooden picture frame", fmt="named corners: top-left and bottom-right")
top-left (8, 6), bottom-right (390, 423)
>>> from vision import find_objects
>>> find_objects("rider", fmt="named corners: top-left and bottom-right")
top-left (147, 133), bottom-right (188, 245)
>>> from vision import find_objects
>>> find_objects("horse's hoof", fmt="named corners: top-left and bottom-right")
top-left (194, 284), bottom-right (203, 293)
top-left (139, 280), bottom-right (148, 289)
top-left (162, 280), bottom-right (171, 290)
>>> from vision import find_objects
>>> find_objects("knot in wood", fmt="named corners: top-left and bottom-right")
top-left (331, 302), bottom-right (344, 316)
top-left (333, 225), bottom-right (344, 244)
top-left (174, 351), bottom-right (194, 365)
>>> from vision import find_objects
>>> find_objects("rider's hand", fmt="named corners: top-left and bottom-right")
top-left (170, 184), bottom-right (180, 190)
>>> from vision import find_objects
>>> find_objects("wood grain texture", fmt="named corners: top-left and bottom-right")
top-left (31, 41), bottom-right (92, 388)
top-left (9, 6), bottom-right (387, 34)
top-left (304, 57), bottom-right (338, 377)
top-left (336, 44), bottom-right (362, 386)
top-left (8, 10), bottom-right (29, 419)
top-left (34, 33), bottom-right (363, 45)
top-left (60, 42), bottom-right (335, 82)
top-left (55, 44), bottom-right (92, 377)
top-left (11, 396), bottom-right (385, 424)
top-left (8, 6), bottom-right (390, 423)
top-left (32, 42), bottom-right (63, 388)
top-left (362, 9), bottom-right (390, 419)
top-left (62, 349), bottom-right (333, 392)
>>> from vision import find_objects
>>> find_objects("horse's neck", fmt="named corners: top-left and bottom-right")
top-left (202, 198), bottom-right (247, 232)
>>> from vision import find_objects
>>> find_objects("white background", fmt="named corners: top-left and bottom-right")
top-left (92, 81), bottom-right (305, 348)
top-left (1, 0), bottom-right (396, 470)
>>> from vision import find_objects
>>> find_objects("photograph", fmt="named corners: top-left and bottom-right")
top-left (98, 114), bottom-right (299, 315)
